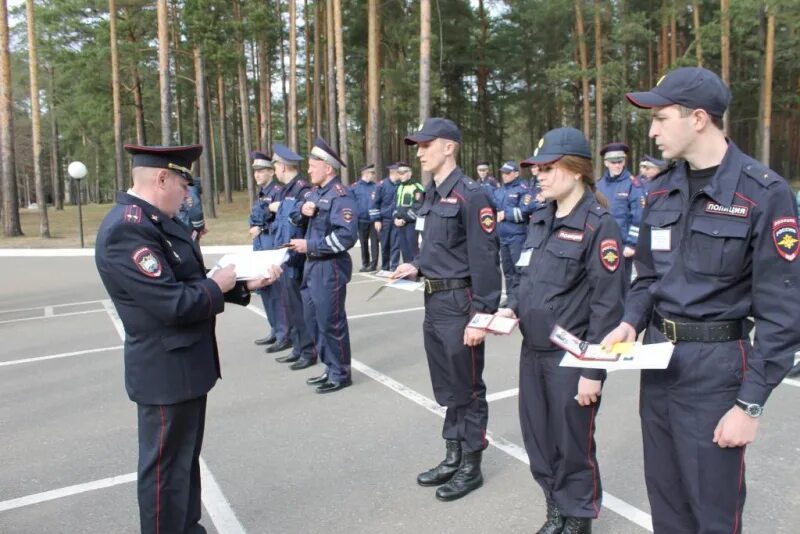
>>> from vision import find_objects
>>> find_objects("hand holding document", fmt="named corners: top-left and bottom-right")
top-left (550, 324), bottom-right (673, 370)
top-left (467, 312), bottom-right (518, 335)
top-left (207, 248), bottom-right (289, 281)
top-left (366, 277), bottom-right (424, 301)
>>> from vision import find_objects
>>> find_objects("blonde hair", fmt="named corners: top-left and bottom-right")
top-left (557, 155), bottom-right (608, 208)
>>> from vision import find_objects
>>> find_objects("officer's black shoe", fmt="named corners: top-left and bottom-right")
top-left (315, 378), bottom-right (352, 394)
top-left (368, 263), bottom-right (378, 272)
top-left (275, 353), bottom-right (301, 363)
top-left (359, 265), bottom-right (372, 272)
top-left (417, 440), bottom-right (462, 486)
top-left (306, 372), bottom-right (328, 385)
top-left (535, 498), bottom-right (565, 534)
top-left (787, 361), bottom-right (800, 378)
top-left (289, 358), bottom-right (317, 370)
top-left (560, 517), bottom-right (592, 534)
top-left (434, 450), bottom-right (483, 501)
top-left (254, 335), bottom-right (276, 346)
top-left (266, 339), bottom-right (293, 353)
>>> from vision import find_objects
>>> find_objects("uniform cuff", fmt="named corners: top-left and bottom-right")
top-left (737, 381), bottom-right (771, 407)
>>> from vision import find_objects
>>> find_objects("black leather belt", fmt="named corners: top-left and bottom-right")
top-left (652, 311), bottom-right (744, 343)
top-left (424, 278), bottom-right (471, 294)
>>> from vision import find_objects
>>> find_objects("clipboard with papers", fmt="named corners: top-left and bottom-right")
top-left (550, 324), bottom-right (674, 371)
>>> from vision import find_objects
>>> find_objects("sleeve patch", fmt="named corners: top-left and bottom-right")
top-left (773, 217), bottom-right (799, 261)
top-left (479, 207), bottom-right (496, 233)
top-left (342, 208), bottom-right (354, 222)
top-left (132, 247), bottom-right (162, 277)
top-left (599, 239), bottom-right (620, 272)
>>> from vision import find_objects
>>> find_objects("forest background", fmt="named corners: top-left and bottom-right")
top-left (1, 0), bottom-right (798, 238)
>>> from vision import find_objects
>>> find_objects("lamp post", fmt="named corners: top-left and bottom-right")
top-left (68, 161), bottom-right (87, 248)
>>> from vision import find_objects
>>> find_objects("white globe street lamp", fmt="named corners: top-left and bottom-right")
top-left (68, 161), bottom-right (87, 248)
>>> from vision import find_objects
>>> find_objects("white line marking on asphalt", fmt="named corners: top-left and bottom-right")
top-left (486, 388), bottom-right (519, 402)
top-left (43, 306), bottom-right (54, 317)
top-left (0, 472), bottom-right (137, 513)
top-left (104, 303), bottom-right (244, 533)
top-left (199, 458), bottom-right (247, 534)
top-left (246, 303), bottom-right (425, 322)
top-left (0, 346), bottom-right (122, 368)
top-left (782, 377), bottom-right (800, 388)
top-left (0, 309), bottom-right (105, 325)
top-left (0, 299), bottom-right (107, 315)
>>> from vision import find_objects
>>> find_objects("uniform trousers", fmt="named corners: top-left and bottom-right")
top-left (499, 237), bottom-right (524, 297)
top-left (301, 256), bottom-right (352, 382)
top-left (357, 221), bottom-right (379, 268)
top-left (281, 270), bottom-right (315, 361)
top-left (137, 396), bottom-right (207, 534)
top-left (395, 224), bottom-right (419, 264)
top-left (641, 327), bottom-right (747, 534)
top-left (422, 288), bottom-right (488, 453)
top-left (518, 348), bottom-right (602, 518)
top-left (378, 220), bottom-right (400, 271)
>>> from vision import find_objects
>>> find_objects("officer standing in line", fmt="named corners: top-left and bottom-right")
top-left (289, 137), bottom-right (358, 393)
top-left (250, 153), bottom-right (291, 350)
top-left (268, 143), bottom-right (318, 371)
top-left (352, 163), bottom-right (379, 272)
top-left (497, 128), bottom-right (626, 534)
top-left (392, 118), bottom-right (501, 502)
top-left (175, 181), bottom-right (207, 241)
top-left (596, 142), bottom-right (644, 278)
top-left (369, 163), bottom-right (401, 272)
top-left (602, 67), bottom-right (800, 533)
top-left (637, 155), bottom-right (668, 185)
top-left (392, 162), bottom-right (425, 263)
top-left (492, 160), bottom-right (538, 297)
top-left (95, 144), bottom-right (280, 534)
top-left (476, 160), bottom-right (499, 189)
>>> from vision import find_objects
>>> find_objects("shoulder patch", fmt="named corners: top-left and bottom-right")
top-left (122, 205), bottom-right (143, 224)
top-left (132, 247), bottom-right (162, 278)
top-left (479, 207), bottom-right (496, 233)
top-left (773, 217), bottom-right (799, 261)
top-left (341, 207), bottom-right (354, 223)
top-left (334, 183), bottom-right (347, 196)
top-left (599, 239), bottom-right (620, 272)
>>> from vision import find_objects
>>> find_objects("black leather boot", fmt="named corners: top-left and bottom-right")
top-left (561, 517), bottom-right (592, 534)
top-left (434, 450), bottom-right (483, 501)
top-left (416, 440), bottom-right (462, 487)
top-left (535, 497), bottom-right (565, 534)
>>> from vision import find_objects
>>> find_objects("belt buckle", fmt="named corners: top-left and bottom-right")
top-left (662, 318), bottom-right (677, 343)
top-left (424, 279), bottom-right (434, 294)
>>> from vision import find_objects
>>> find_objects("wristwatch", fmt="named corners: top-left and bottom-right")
top-left (735, 399), bottom-right (763, 418)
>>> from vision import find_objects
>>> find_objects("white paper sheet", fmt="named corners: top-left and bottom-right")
top-left (559, 342), bottom-right (674, 370)
top-left (207, 249), bottom-right (289, 280)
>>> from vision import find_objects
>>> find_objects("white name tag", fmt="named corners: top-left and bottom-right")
top-left (516, 249), bottom-right (532, 267)
top-left (651, 228), bottom-right (671, 251)
top-left (415, 217), bottom-right (425, 232)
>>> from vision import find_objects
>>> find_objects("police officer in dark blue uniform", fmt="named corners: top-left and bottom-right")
top-left (597, 142), bottom-right (644, 278)
top-left (352, 163), bottom-right (379, 272)
top-left (499, 128), bottom-right (626, 534)
top-left (175, 182), bottom-right (206, 241)
top-left (602, 67), bottom-right (800, 534)
top-left (269, 143), bottom-right (318, 370)
top-left (393, 118), bottom-right (501, 502)
top-left (392, 163), bottom-right (425, 264)
top-left (369, 163), bottom-right (401, 272)
top-left (638, 154), bottom-right (667, 186)
top-left (289, 137), bottom-right (358, 393)
top-left (95, 144), bottom-right (279, 534)
top-left (491, 160), bottom-right (538, 296)
top-left (249, 153), bottom-right (291, 350)
top-left (476, 159), bottom-right (499, 197)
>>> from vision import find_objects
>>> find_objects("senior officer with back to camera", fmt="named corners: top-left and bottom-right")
top-left (601, 66), bottom-right (800, 533)
top-left (392, 117), bottom-right (501, 502)
top-left (289, 137), bottom-right (358, 393)
top-left (95, 144), bottom-right (280, 534)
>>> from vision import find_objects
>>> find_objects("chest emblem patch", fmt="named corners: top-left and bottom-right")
top-left (599, 239), bottom-right (620, 272)
top-left (773, 217), bottom-right (799, 261)
top-left (132, 247), bottom-right (162, 278)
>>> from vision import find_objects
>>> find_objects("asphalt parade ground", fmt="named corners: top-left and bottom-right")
top-left (1, 248), bottom-right (799, 533)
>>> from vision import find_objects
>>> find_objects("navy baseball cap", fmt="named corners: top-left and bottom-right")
top-left (640, 154), bottom-right (667, 169)
top-left (499, 161), bottom-right (519, 173)
top-left (404, 117), bottom-right (462, 145)
top-left (271, 143), bottom-right (302, 165)
top-left (310, 136), bottom-right (346, 168)
top-left (521, 127), bottom-right (591, 166)
top-left (125, 144), bottom-right (202, 184)
top-left (626, 67), bottom-right (731, 118)
top-left (250, 150), bottom-right (273, 169)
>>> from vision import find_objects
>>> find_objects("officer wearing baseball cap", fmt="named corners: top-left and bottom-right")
top-left (603, 66), bottom-right (800, 533)
top-left (638, 155), bottom-right (667, 183)
top-left (392, 117), bottom-right (501, 502)
top-left (475, 159), bottom-right (499, 194)
top-left (351, 163), bottom-right (380, 272)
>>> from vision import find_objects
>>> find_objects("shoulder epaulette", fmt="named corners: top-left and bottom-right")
top-left (122, 204), bottom-right (143, 224)
top-left (333, 183), bottom-right (347, 196)
top-left (462, 177), bottom-right (479, 191)
top-left (742, 161), bottom-right (781, 187)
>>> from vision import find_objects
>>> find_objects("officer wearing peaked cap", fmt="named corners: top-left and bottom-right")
top-left (289, 137), bottom-right (358, 393)
top-left (392, 118), bottom-right (501, 502)
top-left (602, 66), bottom-right (800, 533)
top-left (250, 151), bottom-right (292, 351)
top-left (95, 144), bottom-right (280, 534)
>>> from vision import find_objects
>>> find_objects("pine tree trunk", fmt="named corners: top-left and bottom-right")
top-left (26, 0), bottom-right (49, 236)
top-left (48, 66), bottom-right (63, 210)
top-left (333, 0), bottom-right (348, 178)
top-left (125, 8), bottom-right (147, 145)
top-left (313, 0), bottom-right (322, 137)
top-left (325, 0), bottom-right (337, 148)
top-left (277, 1), bottom-right (289, 141)
top-left (109, 0), bottom-right (125, 192)
top-left (720, 0), bottom-right (731, 135)
top-left (1, 0), bottom-right (22, 236)
top-left (692, 0), bottom-right (703, 66)
top-left (288, 0), bottom-right (298, 150)
top-left (304, 0), bottom-right (313, 151)
top-left (194, 46), bottom-right (215, 218)
top-left (170, 0), bottom-right (182, 144)
top-left (233, 0), bottom-right (254, 203)
top-left (366, 0), bottom-right (380, 171)
top-left (157, 0), bottom-right (171, 144)
top-left (575, 0), bottom-right (590, 140)
top-left (258, 39), bottom-right (271, 150)
top-left (593, 0), bottom-right (604, 178)
top-left (419, 0), bottom-right (431, 125)
top-left (669, 2), bottom-right (677, 65)
top-left (759, 6), bottom-right (775, 166)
